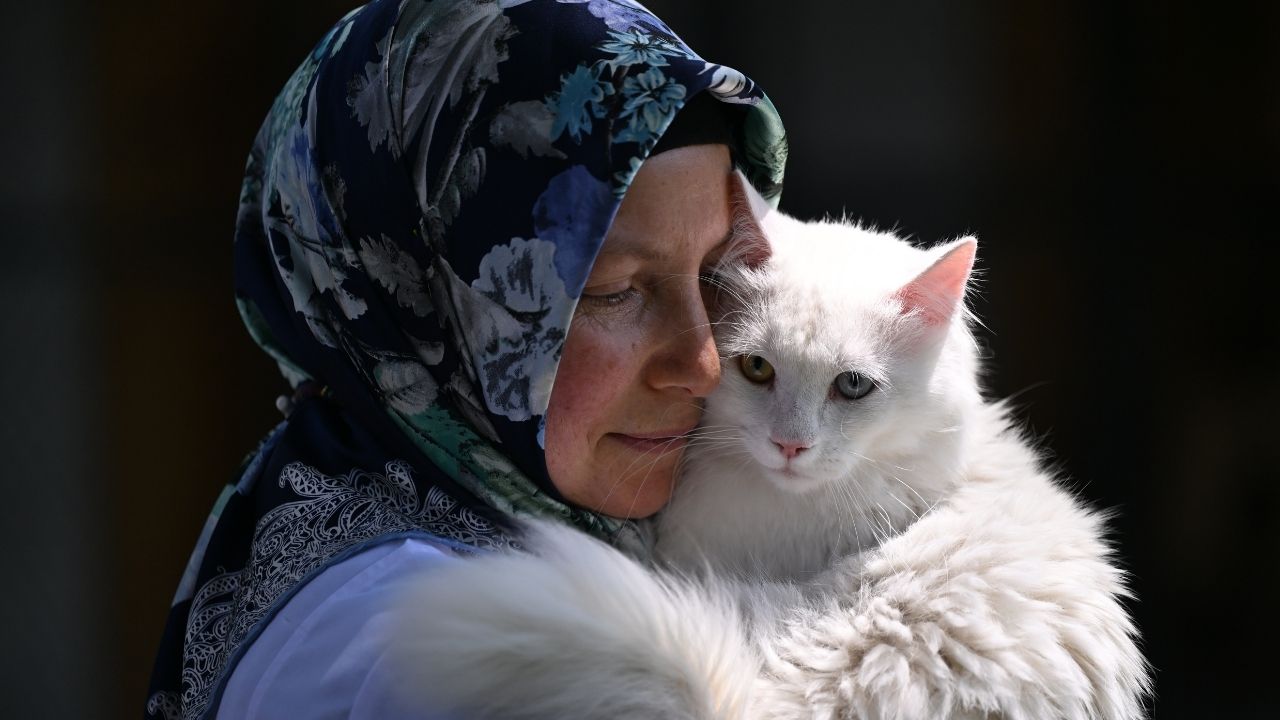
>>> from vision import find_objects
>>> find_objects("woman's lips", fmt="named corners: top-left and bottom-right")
top-left (610, 426), bottom-right (697, 454)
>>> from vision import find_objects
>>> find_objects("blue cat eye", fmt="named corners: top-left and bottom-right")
top-left (834, 371), bottom-right (875, 400)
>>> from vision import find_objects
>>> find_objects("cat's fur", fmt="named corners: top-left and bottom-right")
top-left (391, 177), bottom-right (1150, 719)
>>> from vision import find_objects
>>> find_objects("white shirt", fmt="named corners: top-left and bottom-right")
top-left (217, 537), bottom-right (457, 719)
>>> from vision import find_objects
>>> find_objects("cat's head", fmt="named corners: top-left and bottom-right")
top-left (702, 175), bottom-right (979, 494)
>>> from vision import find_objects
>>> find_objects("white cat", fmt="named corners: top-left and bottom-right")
top-left (655, 185), bottom-right (980, 583)
top-left (390, 175), bottom-right (1150, 719)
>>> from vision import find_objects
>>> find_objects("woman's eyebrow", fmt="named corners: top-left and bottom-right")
top-left (597, 229), bottom-right (734, 264)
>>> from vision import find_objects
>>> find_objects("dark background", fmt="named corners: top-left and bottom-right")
top-left (2, 1), bottom-right (1275, 717)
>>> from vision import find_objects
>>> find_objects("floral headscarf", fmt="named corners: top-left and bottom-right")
top-left (146, 1), bottom-right (785, 718)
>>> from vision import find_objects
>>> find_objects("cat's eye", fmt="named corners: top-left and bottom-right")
top-left (739, 354), bottom-right (775, 384)
top-left (834, 371), bottom-right (875, 400)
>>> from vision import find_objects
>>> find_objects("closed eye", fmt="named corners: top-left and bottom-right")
top-left (586, 287), bottom-right (638, 306)
top-left (579, 286), bottom-right (642, 315)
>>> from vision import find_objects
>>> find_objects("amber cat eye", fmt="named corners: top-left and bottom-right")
top-left (739, 354), bottom-right (775, 384)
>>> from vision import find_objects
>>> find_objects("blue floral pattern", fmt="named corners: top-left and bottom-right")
top-left (600, 28), bottom-right (688, 67)
top-left (549, 65), bottom-right (615, 141)
top-left (147, 1), bottom-right (786, 718)
top-left (617, 66), bottom-right (687, 146)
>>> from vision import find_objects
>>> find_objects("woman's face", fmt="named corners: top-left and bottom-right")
top-left (544, 144), bottom-right (732, 518)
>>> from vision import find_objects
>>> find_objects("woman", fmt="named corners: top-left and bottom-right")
top-left (145, 1), bottom-right (786, 718)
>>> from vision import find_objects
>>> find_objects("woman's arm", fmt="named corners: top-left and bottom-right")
top-left (217, 538), bottom-right (459, 720)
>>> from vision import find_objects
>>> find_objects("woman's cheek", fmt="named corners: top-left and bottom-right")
top-left (544, 318), bottom-right (639, 499)
top-left (553, 321), bottom-right (629, 420)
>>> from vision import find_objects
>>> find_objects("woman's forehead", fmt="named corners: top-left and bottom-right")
top-left (599, 145), bottom-right (732, 258)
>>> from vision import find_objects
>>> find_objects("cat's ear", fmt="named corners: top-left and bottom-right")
top-left (727, 171), bottom-right (772, 268)
top-left (895, 237), bottom-right (977, 326)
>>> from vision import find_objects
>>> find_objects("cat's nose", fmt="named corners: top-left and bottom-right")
top-left (772, 439), bottom-right (810, 460)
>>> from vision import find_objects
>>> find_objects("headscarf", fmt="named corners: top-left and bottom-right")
top-left (145, 1), bottom-right (786, 718)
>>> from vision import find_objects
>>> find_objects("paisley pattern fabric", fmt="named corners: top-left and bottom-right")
top-left (146, 1), bottom-right (786, 718)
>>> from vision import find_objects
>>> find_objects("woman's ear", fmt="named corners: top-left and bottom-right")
top-left (728, 171), bottom-right (772, 268)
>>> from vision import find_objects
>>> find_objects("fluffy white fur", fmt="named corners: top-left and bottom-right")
top-left (390, 523), bottom-right (760, 719)
top-left (391, 181), bottom-right (1150, 719)
top-left (752, 398), bottom-right (1148, 720)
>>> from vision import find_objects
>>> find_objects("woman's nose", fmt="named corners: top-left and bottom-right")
top-left (647, 285), bottom-right (721, 397)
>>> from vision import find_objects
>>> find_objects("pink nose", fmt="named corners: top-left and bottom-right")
top-left (773, 440), bottom-right (810, 460)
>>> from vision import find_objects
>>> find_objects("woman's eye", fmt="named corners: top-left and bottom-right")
top-left (834, 371), bottom-right (875, 400)
top-left (581, 286), bottom-right (640, 311)
top-left (739, 354), bottom-right (775, 384)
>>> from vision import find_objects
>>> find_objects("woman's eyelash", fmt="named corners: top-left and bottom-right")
top-left (582, 286), bottom-right (641, 310)
top-left (594, 288), bottom-right (638, 305)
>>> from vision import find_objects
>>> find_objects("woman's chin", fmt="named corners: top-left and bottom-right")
top-left (549, 435), bottom-right (685, 518)
top-left (593, 467), bottom-right (678, 519)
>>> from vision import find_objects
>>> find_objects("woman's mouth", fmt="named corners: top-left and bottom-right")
top-left (610, 427), bottom-right (697, 454)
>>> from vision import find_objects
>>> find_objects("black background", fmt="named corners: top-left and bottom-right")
top-left (1, 1), bottom-right (1275, 717)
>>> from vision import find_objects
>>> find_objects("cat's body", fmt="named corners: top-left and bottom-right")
top-left (392, 181), bottom-right (1150, 719)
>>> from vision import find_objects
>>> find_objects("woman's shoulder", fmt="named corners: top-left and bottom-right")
top-left (216, 536), bottom-right (463, 720)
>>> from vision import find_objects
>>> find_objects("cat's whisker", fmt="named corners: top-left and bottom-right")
top-left (885, 489), bottom-right (920, 520)
top-left (652, 271), bottom-right (755, 315)
top-left (684, 441), bottom-right (741, 451)
top-left (593, 434), bottom-right (697, 513)
top-left (889, 474), bottom-right (935, 517)
top-left (625, 435), bottom-right (728, 514)
top-left (684, 424), bottom-right (740, 433)
top-left (596, 431), bottom-right (710, 517)
top-left (684, 436), bottom-right (741, 446)
top-left (699, 274), bottom-right (755, 310)
top-left (842, 480), bottom-right (879, 550)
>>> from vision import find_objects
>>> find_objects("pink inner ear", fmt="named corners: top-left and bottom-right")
top-left (728, 173), bottom-right (771, 268)
top-left (894, 238), bottom-right (977, 326)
